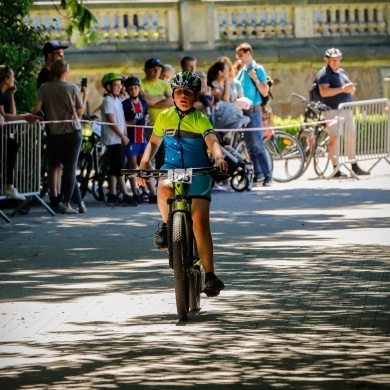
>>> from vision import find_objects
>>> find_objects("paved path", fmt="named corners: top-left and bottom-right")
top-left (0, 161), bottom-right (389, 389)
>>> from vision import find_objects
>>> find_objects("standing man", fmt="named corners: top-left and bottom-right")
top-left (235, 42), bottom-right (273, 186)
top-left (160, 64), bottom-right (175, 82)
top-left (180, 56), bottom-right (197, 73)
top-left (37, 40), bottom-right (68, 87)
top-left (37, 40), bottom-right (69, 210)
top-left (317, 47), bottom-right (369, 177)
top-left (141, 58), bottom-right (173, 168)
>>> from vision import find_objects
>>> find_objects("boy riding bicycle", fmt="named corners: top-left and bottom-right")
top-left (137, 71), bottom-right (228, 295)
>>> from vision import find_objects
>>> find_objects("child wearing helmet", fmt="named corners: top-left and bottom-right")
top-left (137, 71), bottom-right (228, 296)
top-left (100, 72), bottom-right (138, 206)
top-left (122, 76), bottom-right (157, 204)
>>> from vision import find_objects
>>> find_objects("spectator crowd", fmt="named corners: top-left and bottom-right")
top-left (1, 40), bottom-right (365, 214)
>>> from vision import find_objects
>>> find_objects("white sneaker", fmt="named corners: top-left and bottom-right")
top-left (6, 187), bottom-right (26, 201)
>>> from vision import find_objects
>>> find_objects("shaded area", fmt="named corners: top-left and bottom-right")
top-left (0, 186), bottom-right (389, 389)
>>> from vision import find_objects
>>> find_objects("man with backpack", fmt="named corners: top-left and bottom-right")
top-left (315, 48), bottom-right (369, 177)
top-left (235, 42), bottom-right (273, 186)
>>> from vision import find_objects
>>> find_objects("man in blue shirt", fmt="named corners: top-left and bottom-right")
top-left (235, 42), bottom-right (273, 186)
top-left (318, 48), bottom-right (369, 176)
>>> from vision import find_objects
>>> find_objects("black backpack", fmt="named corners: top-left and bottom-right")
top-left (309, 78), bottom-right (323, 103)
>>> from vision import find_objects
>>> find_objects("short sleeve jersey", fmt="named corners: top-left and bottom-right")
top-left (153, 107), bottom-right (214, 168)
top-left (317, 65), bottom-right (353, 109)
top-left (141, 78), bottom-right (171, 125)
top-left (101, 95), bottom-right (126, 145)
top-left (236, 60), bottom-right (267, 107)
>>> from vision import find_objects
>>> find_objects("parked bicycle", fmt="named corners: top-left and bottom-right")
top-left (77, 120), bottom-right (110, 202)
top-left (231, 130), bottom-right (305, 182)
top-left (122, 166), bottom-right (226, 321)
top-left (292, 93), bottom-right (332, 177)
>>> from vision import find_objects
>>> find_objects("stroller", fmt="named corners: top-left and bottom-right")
top-left (206, 101), bottom-right (254, 192)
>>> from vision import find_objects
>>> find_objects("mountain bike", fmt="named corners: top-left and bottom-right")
top-left (291, 93), bottom-right (332, 177)
top-left (122, 166), bottom-right (224, 321)
top-left (231, 130), bottom-right (305, 182)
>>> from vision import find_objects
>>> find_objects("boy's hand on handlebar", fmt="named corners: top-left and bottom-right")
top-left (136, 161), bottom-right (153, 186)
top-left (215, 158), bottom-right (228, 172)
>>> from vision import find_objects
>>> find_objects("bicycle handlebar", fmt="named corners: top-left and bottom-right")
top-left (291, 92), bottom-right (331, 112)
top-left (122, 166), bottom-right (228, 179)
top-left (291, 92), bottom-right (308, 103)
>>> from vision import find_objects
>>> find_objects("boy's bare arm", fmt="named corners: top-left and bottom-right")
top-left (205, 133), bottom-right (228, 172)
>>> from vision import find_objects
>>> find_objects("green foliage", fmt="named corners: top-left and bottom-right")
top-left (0, 0), bottom-right (48, 111)
top-left (0, 1), bottom-right (97, 112)
top-left (58, 0), bottom-right (98, 48)
top-left (273, 115), bottom-right (303, 135)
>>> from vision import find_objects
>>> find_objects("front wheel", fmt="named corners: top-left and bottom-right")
top-left (230, 172), bottom-right (248, 192)
top-left (313, 130), bottom-right (331, 177)
top-left (265, 131), bottom-right (305, 182)
top-left (295, 129), bottom-right (314, 177)
top-left (189, 240), bottom-right (201, 311)
top-left (172, 212), bottom-right (190, 321)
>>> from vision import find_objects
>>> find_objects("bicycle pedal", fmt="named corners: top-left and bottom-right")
top-left (202, 287), bottom-right (220, 297)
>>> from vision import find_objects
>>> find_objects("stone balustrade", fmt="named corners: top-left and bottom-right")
top-left (29, 1), bottom-right (389, 49)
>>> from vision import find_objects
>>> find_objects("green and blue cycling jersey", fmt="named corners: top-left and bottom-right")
top-left (153, 106), bottom-right (215, 199)
top-left (153, 106), bottom-right (214, 169)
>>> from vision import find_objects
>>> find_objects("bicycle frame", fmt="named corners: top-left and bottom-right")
top-left (167, 181), bottom-right (195, 270)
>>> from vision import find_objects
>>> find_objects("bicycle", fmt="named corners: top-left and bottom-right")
top-left (231, 130), bottom-right (305, 182)
top-left (122, 166), bottom-right (225, 321)
top-left (291, 93), bottom-right (332, 177)
top-left (263, 130), bottom-right (305, 182)
top-left (77, 118), bottom-right (110, 202)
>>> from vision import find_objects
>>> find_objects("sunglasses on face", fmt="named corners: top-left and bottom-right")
top-left (174, 89), bottom-right (195, 97)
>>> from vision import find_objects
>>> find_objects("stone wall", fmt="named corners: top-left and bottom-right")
top-left (66, 49), bottom-right (390, 118)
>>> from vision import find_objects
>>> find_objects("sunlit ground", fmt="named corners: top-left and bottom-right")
top-left (0, 163), bottom-right (389, 389)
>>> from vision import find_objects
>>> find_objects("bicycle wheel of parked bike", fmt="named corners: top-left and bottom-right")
top-left (78, 151), bottom-right (93, 198)
top-left (230, 172), bottom-right (249, 192)
top-left (295, 128), bottom-right (314, 176)
top-left (172, 212), bottom-right (190, 320)
top-left (313, 130), bottom-right (331, 177)
top-left (265, 131), bottom-right (305, 182)
top-left (189, 240), bottom-right (201, 311)
top-left (92, 152), bottom-right (109, 201)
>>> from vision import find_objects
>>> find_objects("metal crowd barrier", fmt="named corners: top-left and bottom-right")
top-left (0, 120), bottom-right (54, 222)
top-left (333, 98), bottom-right (390, 178)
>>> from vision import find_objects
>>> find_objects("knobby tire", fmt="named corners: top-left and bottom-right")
top-left (189, 239), bottom-right (201, 311)
top-left (172, 212), bottom-right (190, 320)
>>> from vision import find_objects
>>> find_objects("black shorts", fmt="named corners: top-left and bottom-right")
top-left (106, 143), bottom-right (125, 176)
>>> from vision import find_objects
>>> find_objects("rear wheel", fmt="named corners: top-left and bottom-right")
top-left (172, 212), bottom-right (190, 321)
top-left (313, 130), bottom-right (331, 177)
top-left (92, 152), bottom-right (109, 201)
top-left (78, 152), bottom-right (93, 198)
top-left (265, 131), bottom-right (305, 182)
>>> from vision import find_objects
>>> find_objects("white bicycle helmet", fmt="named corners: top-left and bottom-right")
top-left (324, 48), bottom-right (342, 59)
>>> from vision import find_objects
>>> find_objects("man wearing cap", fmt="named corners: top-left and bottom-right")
top-left (37, 40), bottom-right (68, 88)
top-left (141, 58), bottom-right (173, 168)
